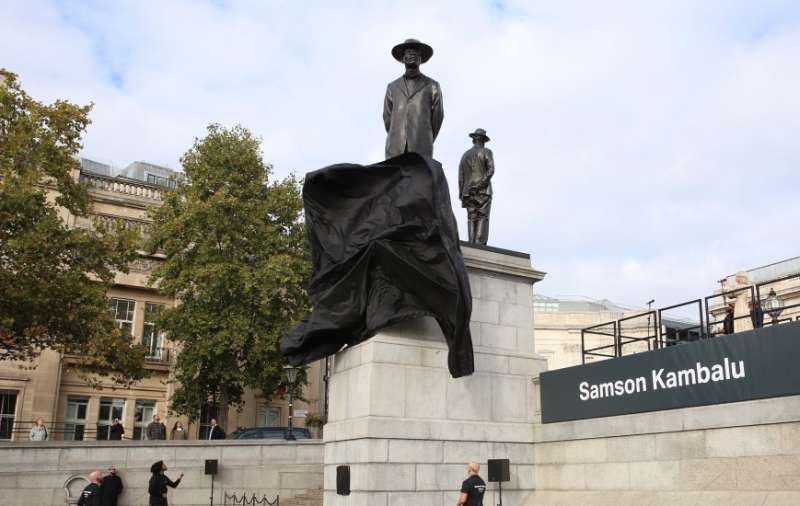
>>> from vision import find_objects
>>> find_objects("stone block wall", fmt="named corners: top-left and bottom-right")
top-left (528, 387), bottom-right (800, 505)
top-left (0, 440), bottom-right (323, 506)
top-left (323, 245), bottom-right (548, 505)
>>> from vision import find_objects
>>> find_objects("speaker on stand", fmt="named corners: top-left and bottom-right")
top-left (205, 459), bottom-right (218, 506)
top-left (487, 459), bottom-right (510, 506)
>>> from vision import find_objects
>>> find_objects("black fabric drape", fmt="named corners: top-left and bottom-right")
top-left (280, 153), bottom-right (474, 378)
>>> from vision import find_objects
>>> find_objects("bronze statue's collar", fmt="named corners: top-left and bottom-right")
top-left (404, 69), bottom-right (422, 79)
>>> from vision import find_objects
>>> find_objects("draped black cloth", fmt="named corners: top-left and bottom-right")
top-left (280, 153), bottom-right (474, 378)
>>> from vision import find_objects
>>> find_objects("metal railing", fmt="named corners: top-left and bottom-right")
top-left (581, 321), bottom-right (617, 364)
top-left (617, 310), bottom-right (657, 356)
top-left (581, 273), bottom-right (800, 364)
top-left (2, 419), bottom-right (136, 441)
top-left (224, 492), bottom-right (279, 505)
top-left (658, 299), bottom-right (704, 348)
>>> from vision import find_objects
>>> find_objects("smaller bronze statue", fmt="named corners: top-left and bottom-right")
top-left (459, 128), bottom-right (494, 245)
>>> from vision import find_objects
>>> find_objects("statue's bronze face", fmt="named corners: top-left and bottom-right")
top-left (403, 48), bottom-right (422, 69)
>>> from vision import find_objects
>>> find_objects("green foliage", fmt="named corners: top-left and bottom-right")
top-left (146, 124), bottom-right (310, 422)
top-left (0, 69), bottom-right (146, 384)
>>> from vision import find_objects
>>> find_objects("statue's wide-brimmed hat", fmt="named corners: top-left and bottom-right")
top-left (469, 128), bottom-right (490, 142)
top-left (392, 38), bottom-right (434, 63)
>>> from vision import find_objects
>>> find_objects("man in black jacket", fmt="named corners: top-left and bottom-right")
top-left (208, 418), bottom-right (226, 440)
top-left (101, 466), bottom-right (123, 506)
top-left (78, 471), bottom-right (103, 506)
top-left (148, 460), bottom-right (183, 506)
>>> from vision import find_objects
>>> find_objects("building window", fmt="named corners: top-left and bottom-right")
top-left (199, 404), bottom-right (219, 440)
top-left (133, 400), bottom-right (156, 440)
top-left (146, 173), bottom-right (176, 189)
top-left (109, 298), bottom-right (135, 336)
top-left (0, 392), bottom-right (18, 440)
top-left (533, 301), bottom-right (560, 313)
top-left (64, 397), bottom-right (88, 441)
top-left (259, 406), bottom-right (281, 427)
top-left (143, 303), bottom-right (165, 359)
top-left (96, 398), bottom-right (125, 440)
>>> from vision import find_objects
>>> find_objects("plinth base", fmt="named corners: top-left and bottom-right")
top-left (323, 245), bottom-right (546, 506)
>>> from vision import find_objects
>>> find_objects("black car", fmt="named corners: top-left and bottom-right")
top-left (230, 427), bottom-right (313, 440)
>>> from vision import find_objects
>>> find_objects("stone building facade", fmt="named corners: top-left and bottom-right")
top-left (715, 257), bottom-right (800, 331)
top-left (0, 159), bottom-right (323, 442)
top-left (533, 297), bottom-right (650, 370)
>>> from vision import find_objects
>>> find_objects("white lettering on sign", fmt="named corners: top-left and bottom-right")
top-left (578, 358), bottom-right (746, 402)
top-left (579, 376), bottom-right (647, 400)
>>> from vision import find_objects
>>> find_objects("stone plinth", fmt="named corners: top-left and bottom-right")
top-left (323, 244), bottom-right (546, 506)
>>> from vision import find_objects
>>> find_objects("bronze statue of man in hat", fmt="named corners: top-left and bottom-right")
top-left (383, 38), bottom-right (444, 159)
top-left (459, 128), bottom-right (494, 245)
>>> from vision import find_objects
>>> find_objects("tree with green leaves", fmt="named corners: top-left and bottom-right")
top-left (0, 69), bottom-right (146, 385)
top-left (146, 124), bottom-right (310, 428)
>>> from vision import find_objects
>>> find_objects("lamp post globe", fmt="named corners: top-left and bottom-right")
top-left (764, 288), bottom-right (784, 324)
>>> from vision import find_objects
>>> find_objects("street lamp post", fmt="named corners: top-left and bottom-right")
top-left (284, 365), bottom-right (299, 441)
top-left (764, 288), bottom-right (784, 325)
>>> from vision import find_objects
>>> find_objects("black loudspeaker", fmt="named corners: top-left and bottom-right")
top-left (487, 459), bottom-right (510, 482)
top-left (204, 459), bottom-right (218, 475)
top-left (336, 465), bottom-right (350, 495)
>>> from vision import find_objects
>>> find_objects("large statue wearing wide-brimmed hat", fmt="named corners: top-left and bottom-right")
top-left (459, 128), bottom-right (495, 245)
top-left (383, 38), bottom-right (444, 159)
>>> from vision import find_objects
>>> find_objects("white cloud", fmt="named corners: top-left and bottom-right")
top-left (3, 0), bottom-right (799, 306)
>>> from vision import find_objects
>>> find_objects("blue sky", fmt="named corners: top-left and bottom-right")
top-left (3, 0), bottom-right (800, 309)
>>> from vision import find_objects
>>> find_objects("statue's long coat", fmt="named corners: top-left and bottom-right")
top-left (383, 74), bottom-right (444, 159)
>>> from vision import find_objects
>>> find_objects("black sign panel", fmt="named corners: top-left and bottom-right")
top-left (540, 321), bottom-right (800, 423)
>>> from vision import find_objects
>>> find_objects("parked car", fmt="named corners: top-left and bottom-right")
top-left (229, 427), bottom-right (313, 440)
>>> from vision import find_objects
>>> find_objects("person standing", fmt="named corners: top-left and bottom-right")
top-left (148, 460), bottom-right (183, 506)
top-left (77, 471), bottom-right (103, 506)
top-left (100, 466), bottom-right (123, 506)
top-left (383, 38), bottom-right (444, 159)
top-left (750, 298), bottom-right (764, 329)
top-left (170, 421), bottom-right (187, 440)
top-left (722, 304), bottom-right (735, 335)
top-left (458, 462), bottom-right (486, 506)
top-left (146, 414), bottom-right (166, 440)
top-left (208, 418), bottom-right (225, 440)
top-left (29, 418), bottom-right (49, 441)
top-left (109, 418), bottom-right (125, 441)
top-left (458, 128), bottom-right (495, 245)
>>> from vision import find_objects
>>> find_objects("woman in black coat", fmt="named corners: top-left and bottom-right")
top-left (148, 460), bottom-right (183, 506)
